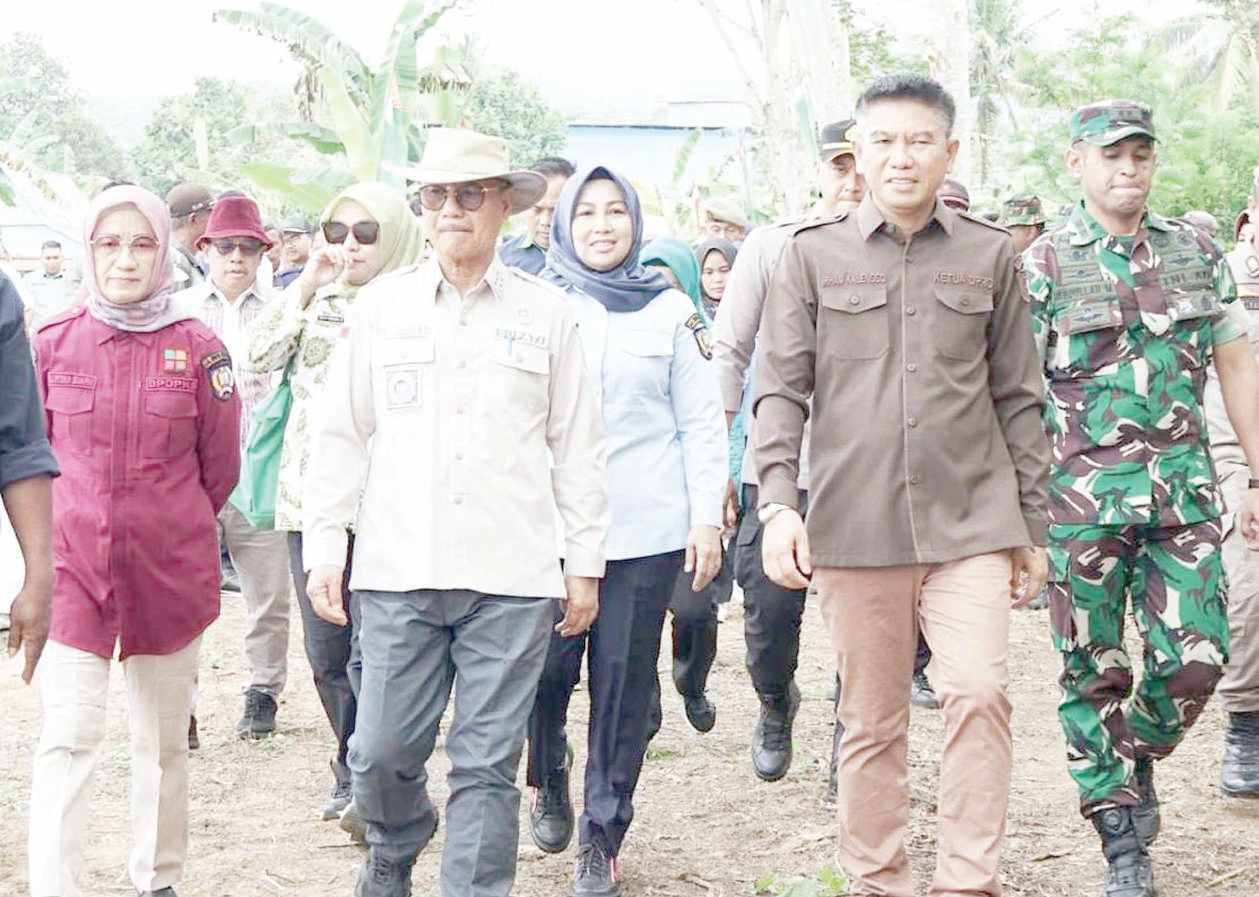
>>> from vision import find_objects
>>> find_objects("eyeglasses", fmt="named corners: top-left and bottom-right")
top-left (210, 239), bottom-right (266, 256)
top-left (417, 183), bottom-right (505, 212)
top-left (322, 220), bottom-right (380, 245)
top-left (91, 234), bottom-right (160, 259)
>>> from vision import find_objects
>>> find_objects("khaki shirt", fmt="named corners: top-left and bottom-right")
top-left (1205, 246), bottom-right (1259, 470)
top-left (753, 195), bottom-right (1049, 567)
top-left (303, 257), bottom-right (610, 597)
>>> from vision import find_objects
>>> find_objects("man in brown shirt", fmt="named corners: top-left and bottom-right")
top-left (753, 73), bottom-right (1050, 897)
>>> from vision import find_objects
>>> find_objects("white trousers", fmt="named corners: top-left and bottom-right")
top-left (28, 637), bottom-right (201, 897)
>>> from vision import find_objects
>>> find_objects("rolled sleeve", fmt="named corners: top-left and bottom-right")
top-left (0, 274), bottom-right (58, 490)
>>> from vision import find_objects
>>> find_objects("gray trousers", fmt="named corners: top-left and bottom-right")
top-left (218, 503), bottom-right (291, 696)
top-left (350, 588), bottom-right (552, 897)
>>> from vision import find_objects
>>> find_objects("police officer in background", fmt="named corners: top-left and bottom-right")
top-left (1023, 101), bottom-right (1259, 897)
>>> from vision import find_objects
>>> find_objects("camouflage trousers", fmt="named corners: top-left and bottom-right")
top-left (1047, 519), bottom-right (1229, 816)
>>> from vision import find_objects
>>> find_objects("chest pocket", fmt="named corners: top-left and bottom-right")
top-left (610, 328), bottom-right (674, 400)
top-left (491, 339), bottom-right (550, 423)
top-left (821, 285), bottom-right (889, 360)
top-left (933, 284), bottom-right (994, 361)
top-left (378, 338), bottom-right (434, 413)
top-left (142, 388), bottom-right (199, 459)
top-left (44, 383), bottom-right (96, 456)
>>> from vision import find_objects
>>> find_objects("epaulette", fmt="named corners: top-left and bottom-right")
top-left (957, 209), bottom-right (1009, 233)
top-left (788, 210), bottom-right (851, 237)
top-left (34, 304), bottom-right (88, 334)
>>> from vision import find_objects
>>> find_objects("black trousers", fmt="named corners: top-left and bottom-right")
top-left (287, 531), bottom-right (360, 784)
top-left (526, 551), bottom-right (683, 856)
top-left (734, 484), bottom-right (809, 699)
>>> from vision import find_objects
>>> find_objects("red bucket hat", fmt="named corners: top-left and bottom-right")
top-left (197, 194), bottom-right (273, 249)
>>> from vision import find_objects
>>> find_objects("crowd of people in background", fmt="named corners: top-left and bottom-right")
top-left (4, 69), bottom-right (1259, 897)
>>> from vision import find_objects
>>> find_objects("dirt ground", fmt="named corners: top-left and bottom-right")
top-left (2, 590), bottom-right (1257, 897)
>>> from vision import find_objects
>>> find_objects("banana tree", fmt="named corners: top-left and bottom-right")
top-left (214, 0), bottom-right (469, 212)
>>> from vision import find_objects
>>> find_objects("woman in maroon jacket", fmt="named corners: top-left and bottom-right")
top-left (27, 184), bottom-right (240, 897)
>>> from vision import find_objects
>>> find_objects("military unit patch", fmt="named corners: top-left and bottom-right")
top-left (684, 312), bottom-right (713, 360)
top-left (163, 348), bottom-right (188, 374)
top-left (201, 349), bottom-right (235, 401)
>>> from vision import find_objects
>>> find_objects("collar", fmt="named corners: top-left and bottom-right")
top-left (855, 193), bottom-right (955, 241)
top-left (1065, 202), bottom-right (1167, 247)
top-left (425, 254), bottom-right (508, 304)
top-left (199, 278), bottom-right (268, 308)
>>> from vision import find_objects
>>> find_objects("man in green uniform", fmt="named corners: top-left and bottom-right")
top-left (998, 194), bottom-right (1048, 254)
top-left (1022, 100), bottom-right (1259, 897)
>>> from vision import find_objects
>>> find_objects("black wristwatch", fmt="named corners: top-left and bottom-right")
top-left (1249, 478), bottom-right (1259, 489)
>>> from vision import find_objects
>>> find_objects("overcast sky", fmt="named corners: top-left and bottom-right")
top-left (8, 0), bottom-right (1202, 121)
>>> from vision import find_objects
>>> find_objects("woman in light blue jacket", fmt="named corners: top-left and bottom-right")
top-left (526, 165), bottom-right (728, 897)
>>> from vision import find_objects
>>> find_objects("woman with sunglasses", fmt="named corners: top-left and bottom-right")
top-left (245, 182), bottom-right (424, 831)
top-left (27, 184), bottom-right (241, 897)
top-left (528, 165), bottom-right (727, 897)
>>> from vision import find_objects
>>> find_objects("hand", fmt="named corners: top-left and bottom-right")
top-left (556, 575), bottom-right (599, 636)
top-left (1241, 489), bottom-right (1259, 550)
top-left (761, 508), bottom-right (811, 589)
top-left (722, 478), bottom-right (740, 533)
top-left (8, 577), bottom-right (51, 684)
top-left (685, 525), bottom-right (723, 591)
top-left (1010, 546), bottom-right (1047, 608)
top-left (306, 564), bottom-right (347, 626)
top-left (296, 246), bottom-right (345, 307)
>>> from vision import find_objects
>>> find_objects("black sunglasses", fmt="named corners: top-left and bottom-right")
top-left (322, 220), bottom-right (380, 245)
top-left (211, 238), bottom-right (265, 256)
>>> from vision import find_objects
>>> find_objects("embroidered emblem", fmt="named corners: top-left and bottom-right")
top-left (316, 312), bottom-right (345, 325)
top-left (684, 312), bottom-right (713, 360)
top-left (1247, 255), bottom-right (1259, 277)
top-left (202, 350), bottom-right (235, 401)
top-left (163, 348), bottom-right (189, 373)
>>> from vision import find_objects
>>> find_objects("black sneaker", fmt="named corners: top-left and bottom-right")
top-left (234, 688), bottom-right (277, 740)
top-left (910, 670), bottom-right (940, 709)
top-left (529, 745), bottom-right (574, 853)
top-left (354, 849), bottom-right (415, 897)
top-left (682, 692), bottom-right (717, 733)
top-left (322, 779), bottom-right (352, 821)
top-left (570, 842), bottom-right (620, 897)
top-left (1133, 756), bottom-right (1160, 846)
top-left (751, 681), bottom-right (800, 782)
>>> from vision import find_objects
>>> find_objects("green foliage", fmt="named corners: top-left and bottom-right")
top-left (754, 866), bottom-right (848, 897)
top-left (132, 77), bottom-right (303, 199)
top-left (834, 0), bottom-right (925, 84)
top-left (452, 68), bottom-right (568, 167)
top-left (0, 32), bottom-right (128, 184)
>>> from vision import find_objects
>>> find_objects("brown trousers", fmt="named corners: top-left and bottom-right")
top-left (817, 551), bottom-right (1013, 897)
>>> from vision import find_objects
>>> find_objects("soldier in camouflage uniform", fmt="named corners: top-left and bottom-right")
top-left (1206, 170), bottom-right (1259, 798)
top-left (1022, 100), bottom-right (1259, 897)
top-left (998, 194), bottom-right (1048, 254)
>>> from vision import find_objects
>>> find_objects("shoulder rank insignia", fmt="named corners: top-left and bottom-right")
top-left (684, 312), bottom-right (713, 360)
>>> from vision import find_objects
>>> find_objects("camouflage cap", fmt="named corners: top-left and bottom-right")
top-left (818, 118), bottom-right (857, 161)
top-left (1069, 99), bottom-right (1156, 146)
top-left (999, 194), bottom-right (1046, 227)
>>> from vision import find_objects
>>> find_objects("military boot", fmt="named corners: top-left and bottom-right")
top-left (751, 681), bottom-right (800, 782)
top-left (1133, 755), bottom-right (1159, 845)
top-left (529, 744), bottom-right (575, 853)
top-left (1221, 710), bottom-right (1259, 798)
top-left (1090, 807), bottom-right (1153, 897)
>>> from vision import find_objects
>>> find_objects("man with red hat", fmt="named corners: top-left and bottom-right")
top-left (174, 192), bottom-right (292, 742)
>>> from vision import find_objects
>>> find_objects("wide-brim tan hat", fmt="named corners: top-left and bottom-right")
top-left (408, 128), bottom-right (546, 215)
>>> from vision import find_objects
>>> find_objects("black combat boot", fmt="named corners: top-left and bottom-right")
top-left (1221, 710), bottom-right (1259, 798)
top-left (529, 744), bottom-right (575, 853)
top-left (1090, 807), bottom-right (1153, 897)
top-left (1132, 755), bottom-right (1159, 845)
top-left (751, 681), bottom-right (800, 781)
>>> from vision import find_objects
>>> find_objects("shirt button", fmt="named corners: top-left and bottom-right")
top-left (458, 360), bottom-right (467, 369)
top-left (906, 306), bottom-right (917, 316)
top-left (906, 363), bottom-right (918, 373)
top-left (909, 474), bottom-right (921, 486)
top-left (454, 496), bottom-right (463, 505)
top-left (849, 295), bottom-right (861, 305)
top-left (458, 316), bottom-right (468, 327)
top-left (455, 451), bottom-right (464, 460)
top-left (960, 296), bottom-right (970, 307)
top-left (907, 417), bottom-right (918, 428)
top-left (456, 406), bottom-right (465, 415)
